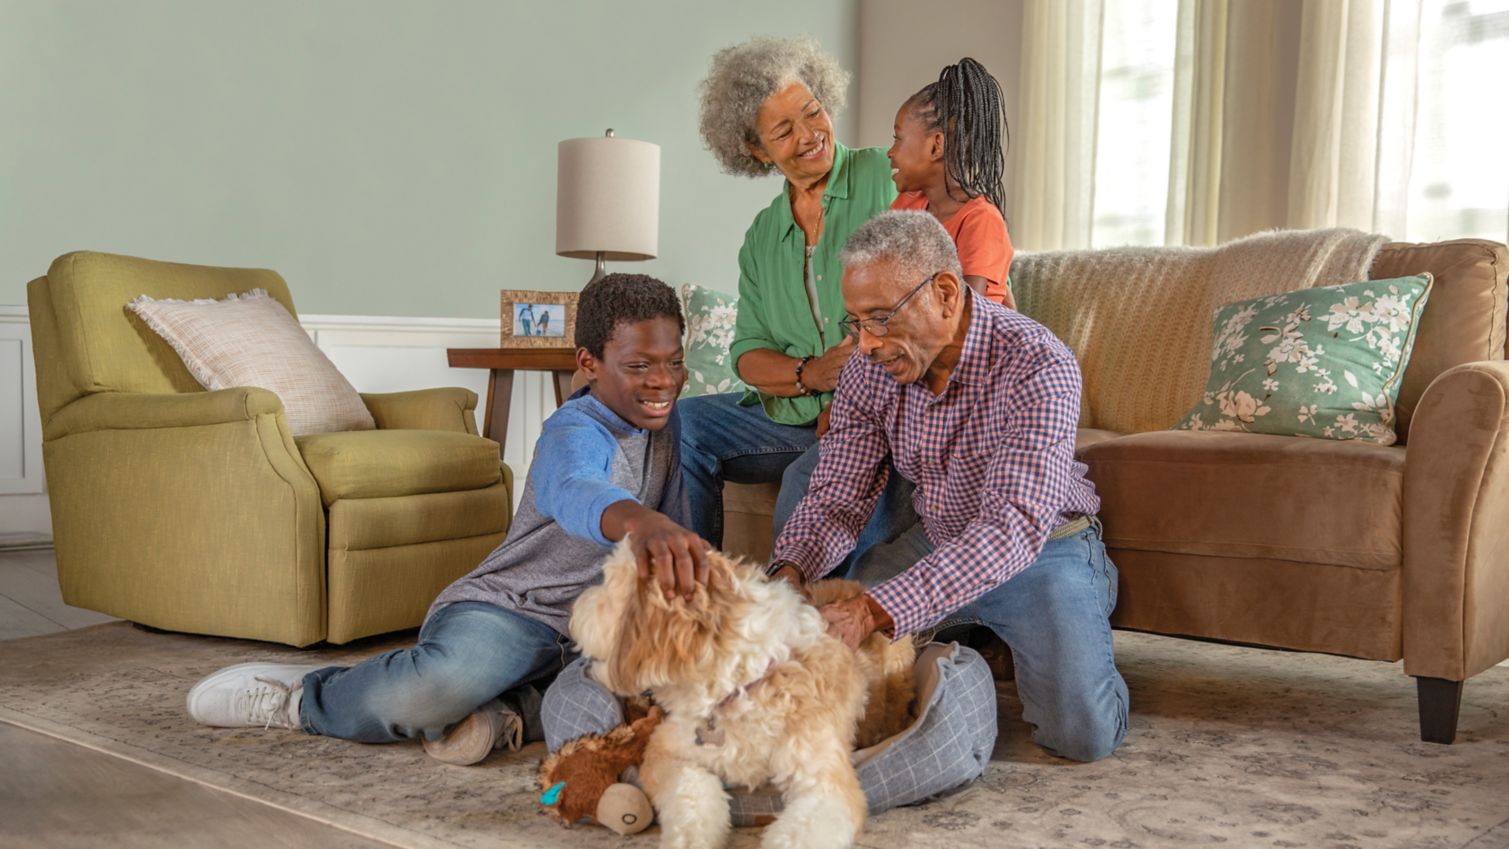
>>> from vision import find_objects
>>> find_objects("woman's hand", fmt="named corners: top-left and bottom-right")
top-left (814, 403), bottom-right (833, 438)
top-left (601, 501), bottom-right (710, 600)
top-left (800, 336), bottom-right (856, 393)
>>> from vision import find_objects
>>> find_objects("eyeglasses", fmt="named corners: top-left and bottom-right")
top-left (838, 272), bottom-right (938, 340)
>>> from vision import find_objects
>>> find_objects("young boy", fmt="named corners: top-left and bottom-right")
top-left (186, 273), bottom-right (705, 765)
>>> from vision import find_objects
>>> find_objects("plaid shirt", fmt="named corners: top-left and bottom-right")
top-left (772, 290), bottom-right (1100, 637)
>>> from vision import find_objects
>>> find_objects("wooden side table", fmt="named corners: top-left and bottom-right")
top-left (446, 347), bottom-right (578, 456)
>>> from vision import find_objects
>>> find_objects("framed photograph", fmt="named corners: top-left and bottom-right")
top-left (500, 290), bottom-right (579, 348)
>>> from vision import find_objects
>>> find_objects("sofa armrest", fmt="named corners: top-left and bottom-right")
top-left (44, 388), bottom-right (284, 440)
top-left (1402, 360), bottom-right (1509, 680)
top-left (361, 388), bottom-right (479, 434)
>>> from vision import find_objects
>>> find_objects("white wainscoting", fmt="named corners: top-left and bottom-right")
top-left (0, 308), bottom-right (559, 535)
top-left (0, 307), bottom-right (48, 535)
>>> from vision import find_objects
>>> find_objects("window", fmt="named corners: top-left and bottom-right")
top-left (1091, 1), bottom-right (1179, 248)
top-left (1408, 0), bottom-right (1509, 241)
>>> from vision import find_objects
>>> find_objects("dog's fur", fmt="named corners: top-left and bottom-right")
top-left (570, 541), bottom-right (915, 849)
top-left (804, 578), bottom-right (916, 751)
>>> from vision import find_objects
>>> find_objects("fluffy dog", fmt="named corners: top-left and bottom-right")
top-left (570, 540), bottom-right (915, 849)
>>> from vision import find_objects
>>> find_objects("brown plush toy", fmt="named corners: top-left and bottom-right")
top-left (537, 704), bottom-right (663, 835)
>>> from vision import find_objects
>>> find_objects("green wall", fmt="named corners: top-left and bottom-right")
top-left (0, 0), bottom-right (858, 316)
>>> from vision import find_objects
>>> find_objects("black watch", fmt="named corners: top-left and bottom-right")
top-left (766, 560), bottom-right (800, 579)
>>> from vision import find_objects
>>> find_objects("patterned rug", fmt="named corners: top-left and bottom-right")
top-left (1, 623), bottom-right (1506, 849)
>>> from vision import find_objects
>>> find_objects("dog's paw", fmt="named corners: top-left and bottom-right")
top-left (760, 794), bottom-right (859, 849)
top-left (654, 768), bottom-right (732, 849)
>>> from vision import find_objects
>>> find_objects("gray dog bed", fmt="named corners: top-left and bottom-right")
top-left (542, 641), bottom-right (997, 824)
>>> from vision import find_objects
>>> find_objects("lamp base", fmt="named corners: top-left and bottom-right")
top-left (586, 252), bottom-right (607, 287)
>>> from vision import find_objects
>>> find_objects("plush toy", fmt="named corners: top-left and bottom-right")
top-left (537, 703), bottom-right (663, 835)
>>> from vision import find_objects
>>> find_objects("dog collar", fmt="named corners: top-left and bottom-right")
top-left (695, 658), bottom-right (778, 747)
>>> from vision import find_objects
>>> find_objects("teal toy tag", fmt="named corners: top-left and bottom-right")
top-left (540, 781), bottom-right (565, 806)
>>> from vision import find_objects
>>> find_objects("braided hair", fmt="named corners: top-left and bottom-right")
top-left (905, 57), bottom-right (1009, 214)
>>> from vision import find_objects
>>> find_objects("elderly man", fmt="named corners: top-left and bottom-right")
top-left (769, 210), bottom-right (1128, 762)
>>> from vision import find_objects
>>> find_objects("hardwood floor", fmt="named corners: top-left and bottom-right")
top-left (0, 547), bottom-right (399, 849)
top-left (0, 548), bottom-right (116, 640)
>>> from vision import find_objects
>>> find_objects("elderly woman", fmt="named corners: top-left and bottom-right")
top-left (681, 36), bottom-right (913, 561)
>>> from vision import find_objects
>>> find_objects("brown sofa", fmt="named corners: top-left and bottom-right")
top-left (715, 235), bottom-right (1509, 744)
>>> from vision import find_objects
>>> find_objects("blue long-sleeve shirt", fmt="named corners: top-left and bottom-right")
top-left (428, 388), bottom-right (688, 633)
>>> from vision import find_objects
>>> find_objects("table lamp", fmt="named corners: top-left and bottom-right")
top-left (555, 129), bottom-right (660, 286)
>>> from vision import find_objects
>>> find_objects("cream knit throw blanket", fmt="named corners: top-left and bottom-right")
top-left (1012, 228), bottom-right (1389, 434)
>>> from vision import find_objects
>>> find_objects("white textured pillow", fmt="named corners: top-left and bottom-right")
top-left (128, 288), bottom-right (375, 435)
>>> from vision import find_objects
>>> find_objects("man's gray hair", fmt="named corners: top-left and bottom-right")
top-left (698, 36), bottom-right (849, 179)
top-left (840, 210), bottom-right (963, 287)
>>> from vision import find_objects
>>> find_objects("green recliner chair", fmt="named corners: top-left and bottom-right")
top-left (26, 251), bottom-right (512, 646)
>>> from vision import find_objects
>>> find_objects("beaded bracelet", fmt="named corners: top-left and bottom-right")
top-left (793, 355), bottom-right (816, 396)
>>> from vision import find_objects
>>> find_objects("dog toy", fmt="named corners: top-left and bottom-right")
top-left (537, 703), bottom-right (662, 835)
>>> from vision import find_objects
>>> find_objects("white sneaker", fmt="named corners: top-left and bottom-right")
top-left (423, 699), bottom-right (524, 765)
top-left (186, 662), bottom-right (321, 729)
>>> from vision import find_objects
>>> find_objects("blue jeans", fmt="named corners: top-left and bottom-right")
top-left (679, 392), bottom-right (818, 547)
top-left (772, 441), bottom-right (920, 579)
top-left (850, 518), bottom-right (1129, 762)
top-left (298, 601), bottom-right (573, 743)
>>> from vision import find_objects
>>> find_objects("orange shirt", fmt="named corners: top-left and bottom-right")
top-left (891, 192), bottom-right (1013, 305)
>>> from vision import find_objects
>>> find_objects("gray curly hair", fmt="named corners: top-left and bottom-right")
top-left (698, 35), bottom-right (850, 179)
top-left (840, 211), bottom-right (963, 287)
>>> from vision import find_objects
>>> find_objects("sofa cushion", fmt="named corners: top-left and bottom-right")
top-left (1369, 239), bottom-right (1509, 441)
top-left (680, 283), bottom-right (749, 398)
top-left (1082, 430), bottom-right (1404, 570)
top-left (1174, 275), bottom-right (1432, 445)
top-left (129, 288), bottom-right (376, 436)
top-left (296, 430), bottom-right (502, 506)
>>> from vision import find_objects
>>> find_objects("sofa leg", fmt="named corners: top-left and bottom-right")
top-left (1415, 677), bottom-right (1463, 744)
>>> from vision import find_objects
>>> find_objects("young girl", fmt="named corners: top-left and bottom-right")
top-left (888, 57), bottom-right (1015, 309)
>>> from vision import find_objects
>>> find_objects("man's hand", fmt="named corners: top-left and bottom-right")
top-left (768, 562), bottom-right (811, 601)
top-left (814, 403), bottom-right (833, 438)
top-left (819, 594), bottom-right (893, 649)
top-left (602, 501), bottom-right (709, 600)
top-left (802, 336), bottom-right (856, 393)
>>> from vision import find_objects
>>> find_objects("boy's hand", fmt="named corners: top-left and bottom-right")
top-left (814, 403), bottom-right (833, 438)
top-left (625, 511), bottom-right (710, 601)
top-left (601, 501), bottom-right (710, 600)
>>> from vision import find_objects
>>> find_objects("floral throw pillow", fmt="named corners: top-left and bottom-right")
top-left (680, 283), bottom-right (748, 398)
top-left (1175, 274), bottom-right (1432, 445)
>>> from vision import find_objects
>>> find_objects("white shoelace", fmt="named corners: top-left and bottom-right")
top-left (247, 676), bottom-right (302, 730)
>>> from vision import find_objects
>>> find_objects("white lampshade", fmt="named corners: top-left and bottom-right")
top-left (555, 131), bottom-right (660, 262)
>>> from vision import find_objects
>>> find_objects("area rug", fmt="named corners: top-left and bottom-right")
top-left (1, 623), bottom-right (1507, 849)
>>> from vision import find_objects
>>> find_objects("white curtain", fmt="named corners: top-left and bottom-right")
top-left (1289, 0), bottom-right (1403, 231)
top-left (1010, 0), bottom-right (1509, 251)
top-left (1012, 0), bottom-right (1104, 251)
top-left (1165, 0), bottom-right (1227, 247)
top-left (1290, 0), bottom-right (1509, 242)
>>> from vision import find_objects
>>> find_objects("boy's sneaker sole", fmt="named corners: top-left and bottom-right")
top-left (423, 699), bottom-right (523, 765)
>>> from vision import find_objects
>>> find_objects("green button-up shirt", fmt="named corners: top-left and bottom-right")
top-left (729, 143), bottom-right (897, 426)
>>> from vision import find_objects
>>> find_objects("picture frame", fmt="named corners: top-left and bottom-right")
top-left (500, 290), bottom-right (579, 348)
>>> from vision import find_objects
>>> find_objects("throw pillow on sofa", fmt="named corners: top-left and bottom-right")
top-left (128, 288), bottom-right (376, 436)
top-left (680, 283), bottom-right (749, 398)
top-left (1174, 274), bottom-right (1432, 445)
